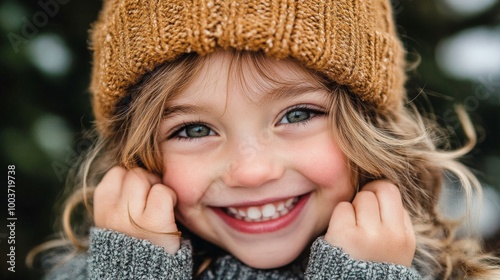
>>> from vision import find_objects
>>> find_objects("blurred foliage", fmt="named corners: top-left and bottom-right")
top-left (0, 0), bottom-right (499, 279)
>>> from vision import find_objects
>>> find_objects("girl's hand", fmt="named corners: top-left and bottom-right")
top-left (93, 166), bottom-right (180, 254)
top-left (325, 180), bottom-right (416, 267)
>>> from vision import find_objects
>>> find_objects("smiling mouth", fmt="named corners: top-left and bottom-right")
top-left (223, 196), bottom-right (300, 222)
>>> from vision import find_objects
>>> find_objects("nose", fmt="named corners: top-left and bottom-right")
top-left (223, 139), bottom-right (284, 188)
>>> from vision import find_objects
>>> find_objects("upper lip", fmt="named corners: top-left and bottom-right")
top-left (217, 193), bottom-right (307, 208)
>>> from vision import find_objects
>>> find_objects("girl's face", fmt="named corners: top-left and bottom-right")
top-left (160, 51), bottom-right (354, 269)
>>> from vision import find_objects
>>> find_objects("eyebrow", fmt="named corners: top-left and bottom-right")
top-left (163, 104), bottom-right (213, 119)
top-left (163, 83), bottom-right (330, 118)
top-left (259, 83), bottom-right (330, 105)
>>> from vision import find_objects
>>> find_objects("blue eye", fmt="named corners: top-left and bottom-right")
top-left (279, 107), bottom-right (325, 124)
top-left (170, 123), bottom-right (215, 139)
top-left (283, 110), bottom-right (310, 123)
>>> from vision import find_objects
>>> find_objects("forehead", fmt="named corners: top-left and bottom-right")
top-left (170, 51), bottom-right (327, 106)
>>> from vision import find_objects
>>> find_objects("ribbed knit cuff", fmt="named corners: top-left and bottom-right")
top-left (305, 237), bottom-right (421, 280)
top-left (88, 228), bottom-right (193, 279)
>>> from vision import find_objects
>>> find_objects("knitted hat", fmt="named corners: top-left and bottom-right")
top-left (90, 0), bottom-right (406, 134)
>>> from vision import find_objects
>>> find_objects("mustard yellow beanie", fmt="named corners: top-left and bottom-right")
top-left (90, 0), bottom-right (406, 134)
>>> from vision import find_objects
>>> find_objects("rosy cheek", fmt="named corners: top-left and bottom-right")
top-left (162, 159), bottom-right (207, 206)
top-left (295, 141), bottom-right (349, 186)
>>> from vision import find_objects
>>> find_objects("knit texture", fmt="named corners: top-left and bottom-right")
top-left (43, 228), bottom-right (421, 279)
top-left (88, 228), bottom-right (193, 279)
top-left (306, 237), bottom-right (420, 279)
top-left (89, 0), bottom-right (406, 134)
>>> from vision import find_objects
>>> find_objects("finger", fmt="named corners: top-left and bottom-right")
top-left (94, 166), bottom-right (127, 207)
top-left (361, 180), bottom-right (405, 226)
top-left (122, 168), bottom-right (162, 214)
top-left (326, 201), bottom-right (356, 246)
top-left (330, 201), bottom-right (356, 228)
top-left (351, 190), bottom-right (381, 227)
top-left (93, 166), bottom-right (127, 226)
top-left (127, 167), bottom-right (162, 188)
top-left (142, 184), bottom-right (178, 231)
top-left (143, 185), bottom-right (181, 255)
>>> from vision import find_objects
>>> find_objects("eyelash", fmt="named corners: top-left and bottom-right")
top-left (167, 120), bottom-right (215, 141)
top-left (167, 105), bottom-right (327, 140)
top-left (277, 105), bottom-right (326, 126)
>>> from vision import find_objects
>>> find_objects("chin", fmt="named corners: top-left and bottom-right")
top-left (230, 243), bottom-right (306, 269)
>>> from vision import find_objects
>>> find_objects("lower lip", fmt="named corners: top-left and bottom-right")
top-left (212, 193), bottom-right (311, 234)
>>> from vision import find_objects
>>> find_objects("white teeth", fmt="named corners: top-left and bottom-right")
top-left (224, 196), bottom-right (301, 222)
top-left (262, 204), bottom-right (276, 218)
top-left (276, 202), bottom-right (285, 211)
top-left (238, 209), bottom-right (247, 217)
top-left (247, 207), bottom-right (262, 219)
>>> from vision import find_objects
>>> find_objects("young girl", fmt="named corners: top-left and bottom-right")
top-left (38, 0), bottom-right (500, 279)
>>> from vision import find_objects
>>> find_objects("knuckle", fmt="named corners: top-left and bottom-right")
top-left (127, 168), bottom-right (161, 188)
top-left (369, 180), bottom-right (402, 200)
top-left (365, 180), bottom-right (397, 191)
top-left (150, 183), bottom-right (167, 193)
top-left (383, 183), bottom-right (401, 196)
top-left (353, 190), bottom-right (377, 204)
top-left (108, 165), bottom-right (127, 175)
top-left (334, 201), bottom-right (351, 212)
top-left (130, 167), bottom-right (154, 180)
top-left (126, 167), bottom-right (143, 181)
top-left (104, 166), bottom-right (127, 182)
top-left (96, 166), bottom-right (126, 190)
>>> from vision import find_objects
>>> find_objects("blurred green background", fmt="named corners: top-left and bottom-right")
top-left (0, 0), bottom-right (499, 279)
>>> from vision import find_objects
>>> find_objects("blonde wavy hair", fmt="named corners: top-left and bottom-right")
top-left (30, 51), bottom-right (500, 279)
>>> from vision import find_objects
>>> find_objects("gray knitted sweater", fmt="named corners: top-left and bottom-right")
top-left (44, 228), bottom-right (421, 279)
